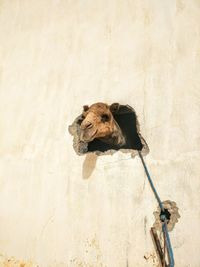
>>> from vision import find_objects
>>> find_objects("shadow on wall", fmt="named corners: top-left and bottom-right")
top-left (82, 153), bottom-right (98, 180)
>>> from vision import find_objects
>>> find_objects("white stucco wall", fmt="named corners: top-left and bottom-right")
top-left (0, 1), bottom-right (200, 266)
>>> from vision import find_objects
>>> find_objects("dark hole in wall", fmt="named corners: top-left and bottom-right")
top-left (160, 209), bottom-right (171, 223)
top-left (69, 103), bottom-right (149, 155)
top-left (153, 200), bottom-right (180, 232)
top-left (87, 105), bottom-right (144, 153)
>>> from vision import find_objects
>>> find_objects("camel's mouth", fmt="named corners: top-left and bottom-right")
top-left (80, 129), bottom-right (98, 143)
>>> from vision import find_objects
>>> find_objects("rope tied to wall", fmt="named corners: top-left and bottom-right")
top-left (138, 151), bottom-right (175, 267)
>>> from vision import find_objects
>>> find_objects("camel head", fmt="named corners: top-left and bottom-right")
top-left (79, 102), bottom-right (125, 146)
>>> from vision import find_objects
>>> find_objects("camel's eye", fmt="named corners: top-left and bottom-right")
top-left (101, 114), bottom-right (110, 122)
top-left (77, 115), bottom-right (85, 124)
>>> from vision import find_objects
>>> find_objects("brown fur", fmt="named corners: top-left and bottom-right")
top-left (80, 103), bottom-right (125, 146)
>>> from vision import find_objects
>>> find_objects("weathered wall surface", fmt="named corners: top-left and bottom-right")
top-left (0, 1), bottom-right (200, 266)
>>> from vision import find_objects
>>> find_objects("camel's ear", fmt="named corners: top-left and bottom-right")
top-left (109, 103), bottom-right (120, 114)
top-left (83, 105), bottom-right (89, 112)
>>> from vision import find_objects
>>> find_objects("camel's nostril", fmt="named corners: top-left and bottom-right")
top-left (85, 122), bottom-right (93, 129)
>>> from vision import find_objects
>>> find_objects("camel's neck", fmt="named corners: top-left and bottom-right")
top-left (99, 122), bottom-right (125, 147)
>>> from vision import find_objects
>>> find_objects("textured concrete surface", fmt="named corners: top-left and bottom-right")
top-left (0, 0), bottom-right (200, 266)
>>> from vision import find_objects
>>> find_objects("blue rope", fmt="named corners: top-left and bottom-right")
top-left (138, 151), bottom-right (164, 211)
top-left (162, 222), bottom-right (175, 267)
top-left (138, 151), bottom-right (174, 267)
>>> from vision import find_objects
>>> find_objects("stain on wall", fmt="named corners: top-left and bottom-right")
top-left (0, 255), bottom-right (38, 267)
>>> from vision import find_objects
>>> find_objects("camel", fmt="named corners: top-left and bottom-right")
top-left (69, 102), bottom-right (148, 155)
top-left (79, 102), bottom-right (125, 147)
